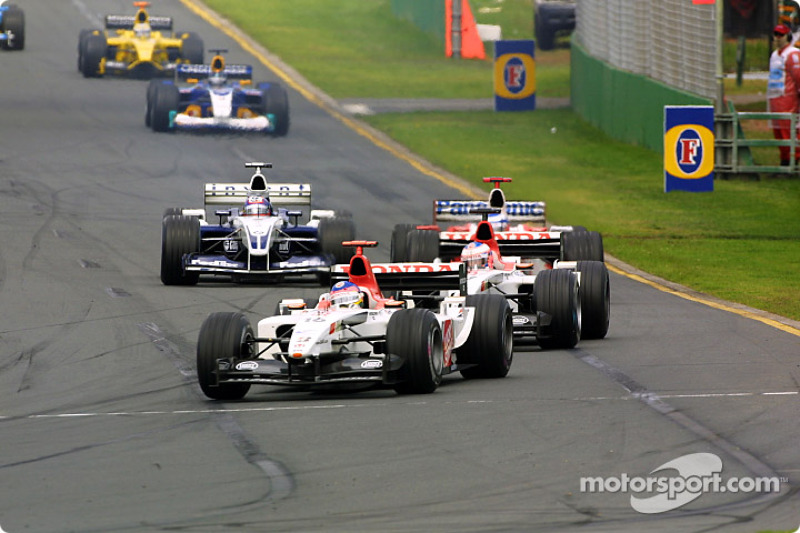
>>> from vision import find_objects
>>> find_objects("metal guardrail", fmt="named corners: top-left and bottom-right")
top-left (715, 110), bottom-right (800, 177)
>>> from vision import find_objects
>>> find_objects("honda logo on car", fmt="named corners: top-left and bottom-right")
top-left (361, 360), bottom-right (383, 369)
top-left (371, 263), bottom-right (459, 273)
top-left (235, 361), bottom-right (259, 371)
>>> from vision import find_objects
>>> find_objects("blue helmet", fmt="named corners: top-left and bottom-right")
top-left (330, 281), bottom-right (363, 308)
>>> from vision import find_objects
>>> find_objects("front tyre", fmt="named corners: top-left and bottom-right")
top-left (151, 82), bottom-right (179, 132)
top-left (161, 215), bottom-right (200, 285)
top-left (262, 83), bottom-right (290, 136)
top-left (197, 312), bottom-right (253, 400)
top-left (459, 294), bottom-right (513, 379)
top-left (80, 33), bottom-right (106, 78)
top-left (387, 309), bottom-right (444, 394)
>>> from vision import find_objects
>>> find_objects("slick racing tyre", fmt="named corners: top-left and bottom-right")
top-left (534, 268), bottom-right (580, 349)
top-left (178, 31), bottom-right (204, 64)
top-left (319, 217), bottom-right (356, 265)
top-left (406, 229), bottom-right (439, 262)
top-left (196, 312), bottom-right (253, 400)
top-left (561, 230), bottom-right (604, 261)
top-left (0, 5), bottom-right (24, 51)
top-left (80, 33), bottom-right (106, 78)
top-left (390, 223), bottom-right (416, 262)
top-left (160, 215), bottom-right (200, 285)
top-left (150, 82), bottom-right (179, 132)
top-left (459, 294), bottom-right (513, 379)
top-left (576, 260), bottom-right (610, 340)
top-left (161, 207), bottom-right (185, 218)
top-left (145, 79), bottom-right (163, 128)
top-left (262, 83), bottom-right (290, 137)
top-left (387, 309), bottom-right (444, 394)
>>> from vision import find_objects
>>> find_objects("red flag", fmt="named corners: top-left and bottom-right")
top-left (692, 0), bottom-right (715, 4)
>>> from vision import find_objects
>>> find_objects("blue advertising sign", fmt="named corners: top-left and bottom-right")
top-left (494, 40), bottom-right (536, 112)
top-left (664, 106), bottom-right (715, 192)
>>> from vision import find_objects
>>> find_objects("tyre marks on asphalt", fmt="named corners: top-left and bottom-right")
top-left (137, 321), bottom-right (295, 501)
top-left (573, 348), bottom-right (792, 516)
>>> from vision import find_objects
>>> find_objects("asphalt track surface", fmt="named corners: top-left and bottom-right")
top-left (0, 1), bottom-right (799, 532)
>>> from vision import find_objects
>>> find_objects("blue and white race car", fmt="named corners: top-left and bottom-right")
top-left (0, 1), bottom-right (24, 51)
top-left (161, 162), bottom-right (354, 285)
top-left (147, 50), bottom-right (289, 135)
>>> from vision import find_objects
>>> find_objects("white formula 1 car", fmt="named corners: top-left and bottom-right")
top-left (147, 50), bottom-right (289, 135)
top-left (161, 162), bottom-right (354, 285)
top-left (392, 214), bottom-right (610, 347)
top-left (196, 241), bottom-right (513, 400)
top-left (391, 177), bottom-right (604, 266)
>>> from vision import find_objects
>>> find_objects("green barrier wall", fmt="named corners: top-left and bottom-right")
top-left (570, 42), bottom-right (712, 154)
top-left (390, 0), bottom-right (446, 43)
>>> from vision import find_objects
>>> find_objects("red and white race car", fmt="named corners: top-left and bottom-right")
top-left (389, 215), bottom-right (610, 348)
top-left (391, 177), bottom-right (604, 267)
top-left (195, 241), bottom-right (513, 400)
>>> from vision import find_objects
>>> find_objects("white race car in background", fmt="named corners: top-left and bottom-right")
top-left (160, 162), bottom-right (354, 285)
top-left (196, 241), bottom-right (514, 400)
top-left (389, 214), bottom-right (609, 348)
top-left (391, 176), bottom-right (604, 266)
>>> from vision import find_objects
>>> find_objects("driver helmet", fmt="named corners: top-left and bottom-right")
top-left (460, 241), bottom-right (492, 270)
top-left (208, 70), bottom-right (227, 88)
top-left (241, 196), bottom-right (272, 217)
top-left (133, 24), bottom-right (151, 39)
top-left (329, 281), bottom-right (363, 308)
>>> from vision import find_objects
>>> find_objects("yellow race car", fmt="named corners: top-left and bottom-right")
top-left (78, 1), bottom-right (203, 79)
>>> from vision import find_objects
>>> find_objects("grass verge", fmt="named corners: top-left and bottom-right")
top-left (201, 0), bottom-right (800, 321)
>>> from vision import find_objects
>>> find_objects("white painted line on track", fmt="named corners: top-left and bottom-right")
top-left (71, 0), bottom-right (103, 27)
top-left (3, 390), bottom-right (795, 421)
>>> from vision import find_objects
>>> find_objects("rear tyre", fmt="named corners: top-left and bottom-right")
top-left (534, 268), bottom-right (580, 349)
top-left (318, 217), bottom-right (356, 264)
top-left (151, 83), bottom-right (179, 132)
top-left (80, 33), bottom-right (106, 78)
top-left (262, 83), bottom-right (290, 136)
top-left (197, 312), bottom-right (253, 400)
top-left (390, 223), bottom-right (416, 262)
top-left (459, 294), bottom-right (513, 379)
top-left (160, 215), bottom-right (200, 285)
top-left (1, 5), bottom-right (24, 50)
top-left (406, 229), bottom-right (439, 262)
top-left (386, 309), bottom-right (443, 394)
top-left (576, 261), bottom-right (610, 339)
top-left (179, 32), bottom-right (204, 64)
top-left (561, 230), bottom-right (604, 261)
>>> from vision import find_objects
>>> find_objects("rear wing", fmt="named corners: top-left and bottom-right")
top-left (433, 200), bottom-right (546, 225)
top-left (176, 63), bottom-right (253, 82)
top-left (331, 262), bottom-right (466, 294)
top-left (204, 183), bottom-right (311, 206)
top-left (105, 15), bottom-right (173, 31)
top-left (438, 231), bottom-right (562, 261)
